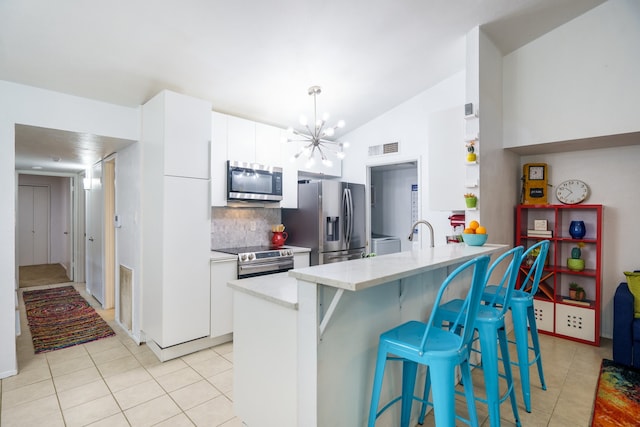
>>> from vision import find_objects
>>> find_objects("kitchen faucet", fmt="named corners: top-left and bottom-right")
top-left (408, 220), bottom-right (435, 248)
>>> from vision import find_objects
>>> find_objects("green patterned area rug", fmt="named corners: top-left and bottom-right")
top-left (23, 286), bottom-right (115, 353)
top-left (592, 359), bottom-right (640, 426)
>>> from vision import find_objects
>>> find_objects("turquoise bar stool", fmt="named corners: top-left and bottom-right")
top-left (368, 255), bottom-right (490, 427)
top-left (427, 246), bottom-right (524, 427)
top-left (482, 240), bottom-right (550, 413)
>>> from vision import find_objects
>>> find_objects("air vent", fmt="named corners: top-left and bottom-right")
top-left (368, 142), bottom-right (399, 156)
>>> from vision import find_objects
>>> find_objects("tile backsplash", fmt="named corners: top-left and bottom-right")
top-left (211, 207), bottom-right (281, 249)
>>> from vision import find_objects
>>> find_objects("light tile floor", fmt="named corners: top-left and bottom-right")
top-left (1, 283), bottom-right (240, 427)
top-left (419, 324), bottom-right (613, 427)
top-left (2, 282), bottom-right (613, 426)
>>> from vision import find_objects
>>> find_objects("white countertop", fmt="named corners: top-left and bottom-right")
top-left (228, 272), bottom-right (298, 310)
top-left (227, 244), bottom-right (507, 308)
top-left (289, 244), bottom-right (507, 291)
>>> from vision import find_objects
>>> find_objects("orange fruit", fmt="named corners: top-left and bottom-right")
top-left (463, 228), bottom-right (475, 234)
top-left (469, 220), bottom-right (480, 230)
top-left (475, 226), bottom-right (487, 234)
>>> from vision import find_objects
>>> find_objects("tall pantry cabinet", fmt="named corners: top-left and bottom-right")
top-left (141, 90), bottom-right (212, 353)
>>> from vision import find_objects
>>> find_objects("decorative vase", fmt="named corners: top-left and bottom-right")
top-left (465, 197), bottom-right (477, 208)
top-left (567, 258), bottom-right (585, 271)
top-left (271, 231), bottom-right (288, 247)
top-left (569, 220), bottom-right (586, 239)
top-left (571, 247), bottom-right (581, 258)
top-left (466, 152), bottom-right (477, 162)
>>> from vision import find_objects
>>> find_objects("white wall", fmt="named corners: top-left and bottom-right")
top-left (503, 0), bottom-right (640, 148)
top-left (114, 143), bottom-right (142, 341)
top-left (477, 30), bottom-right (521, 246)
top-left (502, 0), bottom-right (640, 338)
top-left (0, 80), bottom-right (139, 378)
top-left (341, 71), bottom-right (466, 249)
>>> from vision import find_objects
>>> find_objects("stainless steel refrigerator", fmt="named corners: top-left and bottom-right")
top-left (282, 180), bottom-right (366, 265)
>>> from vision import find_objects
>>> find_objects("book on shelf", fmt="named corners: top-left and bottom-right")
top-left (561, 297), bottom-right (592, 307)
top-left (527, 229), bottom-right (553, 237)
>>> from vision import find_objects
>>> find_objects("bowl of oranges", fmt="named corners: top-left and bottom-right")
top-left (462, 220), bottom-right (488, 246)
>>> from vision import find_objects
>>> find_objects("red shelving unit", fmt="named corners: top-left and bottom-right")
top-left (515, 204), bottom-right (603, 346)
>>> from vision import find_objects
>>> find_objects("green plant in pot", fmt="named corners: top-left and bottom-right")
top-left (464, 193), bottom-right (477, 208)
top-left (567, 242), bottom-right (585, 271)
top-left (569, 282), bottom-right (579, 299)
top-left (568, 282), bottom-right (586, 300)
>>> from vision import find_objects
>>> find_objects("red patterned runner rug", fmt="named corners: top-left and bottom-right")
top-left (23, 286), bottom-right (116, 353)
top-left (592, 359), bottom-right (640, 426)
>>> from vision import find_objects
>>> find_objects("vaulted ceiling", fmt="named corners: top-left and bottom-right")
top-left (1, 0), bottom-right (605, 173)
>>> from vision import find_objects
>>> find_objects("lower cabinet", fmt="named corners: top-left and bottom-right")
top-left (533, 299), bottom-right (555, 332)
top-left (210, 250), bottom-right (310, 340)
top-left (534, 297), bottom-right (596, 343)
top-left (294, 251), bottom-right (310, 268)
top-left (210, 258), bottom-right (237, 338)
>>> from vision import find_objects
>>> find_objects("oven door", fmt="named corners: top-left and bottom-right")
top-left (237, 258), bottom-right (294, 279)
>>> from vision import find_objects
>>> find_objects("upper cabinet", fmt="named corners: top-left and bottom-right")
top-left (211, 112), bottom-right (229, 207)
top-left (147, 90), bottom-right (212, 180)
top-left (227, 116), bottom-right (257, 163)
top-left (211, 112), bottom-right (302, 208)
top-left (255, 122), bottom-right (284, 167)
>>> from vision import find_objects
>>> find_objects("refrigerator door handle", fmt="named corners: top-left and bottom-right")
top-left (343, 188), bottom-right (353, 249)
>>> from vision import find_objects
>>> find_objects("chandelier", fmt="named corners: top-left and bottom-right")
top-left (287, 85), bottom-right (348, 167)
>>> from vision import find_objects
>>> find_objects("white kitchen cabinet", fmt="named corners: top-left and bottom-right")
top-left (141, 90), bottom-right (212, 353)
top-left (255, 122), bottom-right (283, 167)
top-left (211, 112), bottom-right (228, 207)
top-left (154, 90), bottom-right (211, 180)
top-left (227, 115), bottom-right (256, 163)
top-left (281, 160), bottom-right (299, 208)
top-left (210, 258), bottom-right (237, 338)
top-left (210, 111), bottom-right (298, 207)
top-left (293, 251), bottom-right (310, 268)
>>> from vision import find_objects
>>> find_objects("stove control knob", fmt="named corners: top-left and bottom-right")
top-left (287, 250), bottom-right (293, 256)
top-left (240, 254), bottom-right (248, 261)
top-left (248, 253), bottom-right (255, 260)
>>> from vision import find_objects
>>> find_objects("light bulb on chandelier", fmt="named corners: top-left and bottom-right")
top-left (287, 85), bottom-right (348, 167)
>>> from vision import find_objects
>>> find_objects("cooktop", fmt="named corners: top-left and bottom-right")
top-left (213, 245), bottom-right (288, 255)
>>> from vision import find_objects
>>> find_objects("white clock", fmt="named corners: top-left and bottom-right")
top-left (555, 180), bottom-right (589, 204)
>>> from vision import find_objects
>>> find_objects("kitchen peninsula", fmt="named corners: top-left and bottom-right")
top-left (229, 243), bottom-right (507, 427)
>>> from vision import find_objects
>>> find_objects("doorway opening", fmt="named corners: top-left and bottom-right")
top-left (16, 175), bottom-right (73, 288)
top-left (368, 161), bottom-right (418, 254)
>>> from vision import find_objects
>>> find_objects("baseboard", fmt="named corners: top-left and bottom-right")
top-left (146, 333), bottom-right (233, 362)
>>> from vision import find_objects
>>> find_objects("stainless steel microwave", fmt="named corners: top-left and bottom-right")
top-left (227, 160), bottom-right (283, 202)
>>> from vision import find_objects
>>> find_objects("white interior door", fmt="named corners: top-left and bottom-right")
top-left (18, 185), bottom-right (50, 266)
top-left (87, 162), bottom-right (104, 305)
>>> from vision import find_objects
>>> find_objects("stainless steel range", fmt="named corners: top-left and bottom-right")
top-left (214, 246), bottom-right (294, 279)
